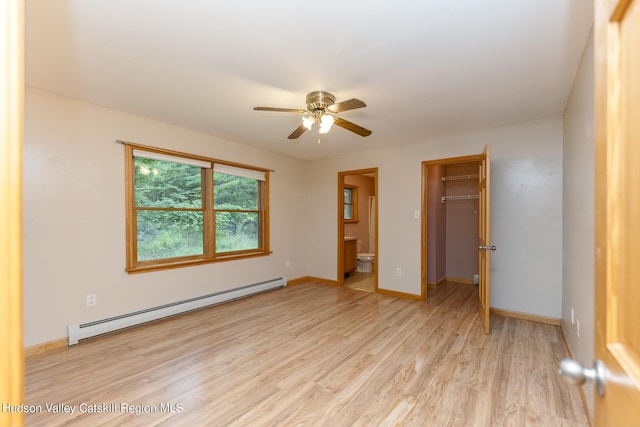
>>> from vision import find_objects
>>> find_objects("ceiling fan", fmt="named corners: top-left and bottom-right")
top-left (254, 91), bottom-right (372, 140)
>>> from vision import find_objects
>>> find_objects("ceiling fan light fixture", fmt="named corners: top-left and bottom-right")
top-left (302, 115), bottom-right (315, 130)
top-left (254, 91), bottom-right (371, 139)
top-left (318, 113), bottom-right (334, 134)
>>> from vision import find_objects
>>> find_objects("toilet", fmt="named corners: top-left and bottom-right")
top-left (356, 241), bottom-right (375, 273)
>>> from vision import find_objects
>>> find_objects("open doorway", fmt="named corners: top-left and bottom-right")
top-left (422, 155), bottom-right (482, 299)
top-left (337, 168), bottom-right (378, 292)
top-left (421, 148), bottom-right (492, 333)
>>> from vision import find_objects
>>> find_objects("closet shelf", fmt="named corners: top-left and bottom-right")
top-left (441, 174), bottom-right (479, 181)
top-left (441, 195), bottom-right (479, 203)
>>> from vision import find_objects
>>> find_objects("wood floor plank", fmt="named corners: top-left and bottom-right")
top-left (24, 281), bottom-right (589, 426)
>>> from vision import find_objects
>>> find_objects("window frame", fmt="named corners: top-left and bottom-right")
top-left (124, 143), bottom-right (270, 273)
top-left (344, 185), bottom-right (358, 223)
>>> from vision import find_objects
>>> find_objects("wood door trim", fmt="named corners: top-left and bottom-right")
top-left (422, 154), bottom-right (484, 167)
top-left (421, 154), bottom-right (484, 301)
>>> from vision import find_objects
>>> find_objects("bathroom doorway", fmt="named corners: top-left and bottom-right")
top-left (337, 168), bottom-right (378, 292)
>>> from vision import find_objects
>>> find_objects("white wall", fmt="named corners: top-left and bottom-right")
top-left (562, 29), bottom-right (595, 415)
top-left (24, 86), bottom-right (569, 347)
top-left (23, 88), bottom-right (308, 347)
top-left (306, 118), bottom-right (563, 317)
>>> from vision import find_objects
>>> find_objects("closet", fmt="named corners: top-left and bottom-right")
top-left (426, 161), bottom-right (480, 287)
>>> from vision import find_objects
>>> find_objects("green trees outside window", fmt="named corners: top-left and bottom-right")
top-left (135, 158), bottom-right (204, 261)
top-left (344, 185), bottom-right (358, 222)
top-left (214, 172), bottom-right (260, 252)
top-left (125, 145), bottom-right (269, 272)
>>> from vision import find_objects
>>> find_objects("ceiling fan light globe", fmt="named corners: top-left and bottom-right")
top-left (319, 113), bottom-right (335, 133)
top-left (302, 115), bottom-right (315, 130)
top-left (320, 113), bottom-right (335, 126)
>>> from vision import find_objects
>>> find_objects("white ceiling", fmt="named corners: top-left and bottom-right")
top-left (25, 1), bottom-right (593, 161)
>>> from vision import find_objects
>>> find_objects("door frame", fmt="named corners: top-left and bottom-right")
top-left (337, 168), bottom-right (378, 287)
top-left (421, 154), bottom-right (484, 301)
top-left (1, 0), bottom-right (25, 425)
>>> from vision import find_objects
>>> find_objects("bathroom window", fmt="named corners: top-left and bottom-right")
top-left (344, 185), bottom-right (358, 222)
top-left (124, 143), bottom-right (270, 273)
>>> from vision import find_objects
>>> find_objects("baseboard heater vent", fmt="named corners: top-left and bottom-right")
top-left (67, 277), bottom-right (287, 345)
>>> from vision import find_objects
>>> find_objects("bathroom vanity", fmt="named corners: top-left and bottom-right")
top-left (344, 237), bottom-right (357, 276)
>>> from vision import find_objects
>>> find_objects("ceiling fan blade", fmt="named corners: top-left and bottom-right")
top-left (334, 117), bottom-right (372, 137)
top-left (328, 98), bottom-right (366, 113)
top-left (254, 107), bottom-right (307, 113)
top-left (288, 124), bottom-right (308, 139)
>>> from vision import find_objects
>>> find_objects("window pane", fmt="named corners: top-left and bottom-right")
top-left (344, 189), bottom-right (352, 204)
top-left (135, 157), bottom-right (202, 208)
top-left (216, 212), bottom-right (259, 252)
top-left (137, 210), bottom-right (204, 261)
top-left (344, 205), bottom-right (353, 220)
top-left (214, 172), bottom-right (258, 210)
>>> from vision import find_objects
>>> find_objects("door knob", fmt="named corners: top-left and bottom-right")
top-left (558, 358), bottom-right (606, 397)
top-left (478, 245), bottom-right (496, 251)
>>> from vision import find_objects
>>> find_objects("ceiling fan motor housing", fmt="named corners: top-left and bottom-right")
top-left (306, 91), bottom-right (335, 112)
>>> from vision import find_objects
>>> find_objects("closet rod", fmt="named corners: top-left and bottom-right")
top-left (441, 195), bottom-right (479, 203)
top-left (441, 174), bottom-right (479, 181)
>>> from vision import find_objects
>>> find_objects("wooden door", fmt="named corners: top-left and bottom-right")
top-left (478, 145), bottom-right (491, 334)
top-left (1, 0), bottom-right (25, 426)
top-left (594, 0), bottom-right (640, 424)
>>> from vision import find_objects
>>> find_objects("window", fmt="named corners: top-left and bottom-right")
top-left (344, 185), bottom-right (358, 222)
top-left (125, 144), bottom-right (270, 273)
top-left (213, 164), bottom-right (263, 253)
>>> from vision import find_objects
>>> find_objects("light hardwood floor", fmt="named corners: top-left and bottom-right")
top-left (24, 281), bottom-right (589, 426)
top-left (345, 271), bottom-right (375, 292)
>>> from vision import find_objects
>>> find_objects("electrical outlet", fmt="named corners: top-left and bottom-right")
top-left (571, 307), bottom-right (575, 325)
top-left (86, 294), bottom-right (96, 307)
top-left (286, 260), bottom-right (291, 268)
top-left (414, 210), bottom-right (420, 219)
top-left (396, 268), bottom-right (402, 276)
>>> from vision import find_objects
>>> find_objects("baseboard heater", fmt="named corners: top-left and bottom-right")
top-left (67, 277), bottom-right (287, 345)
